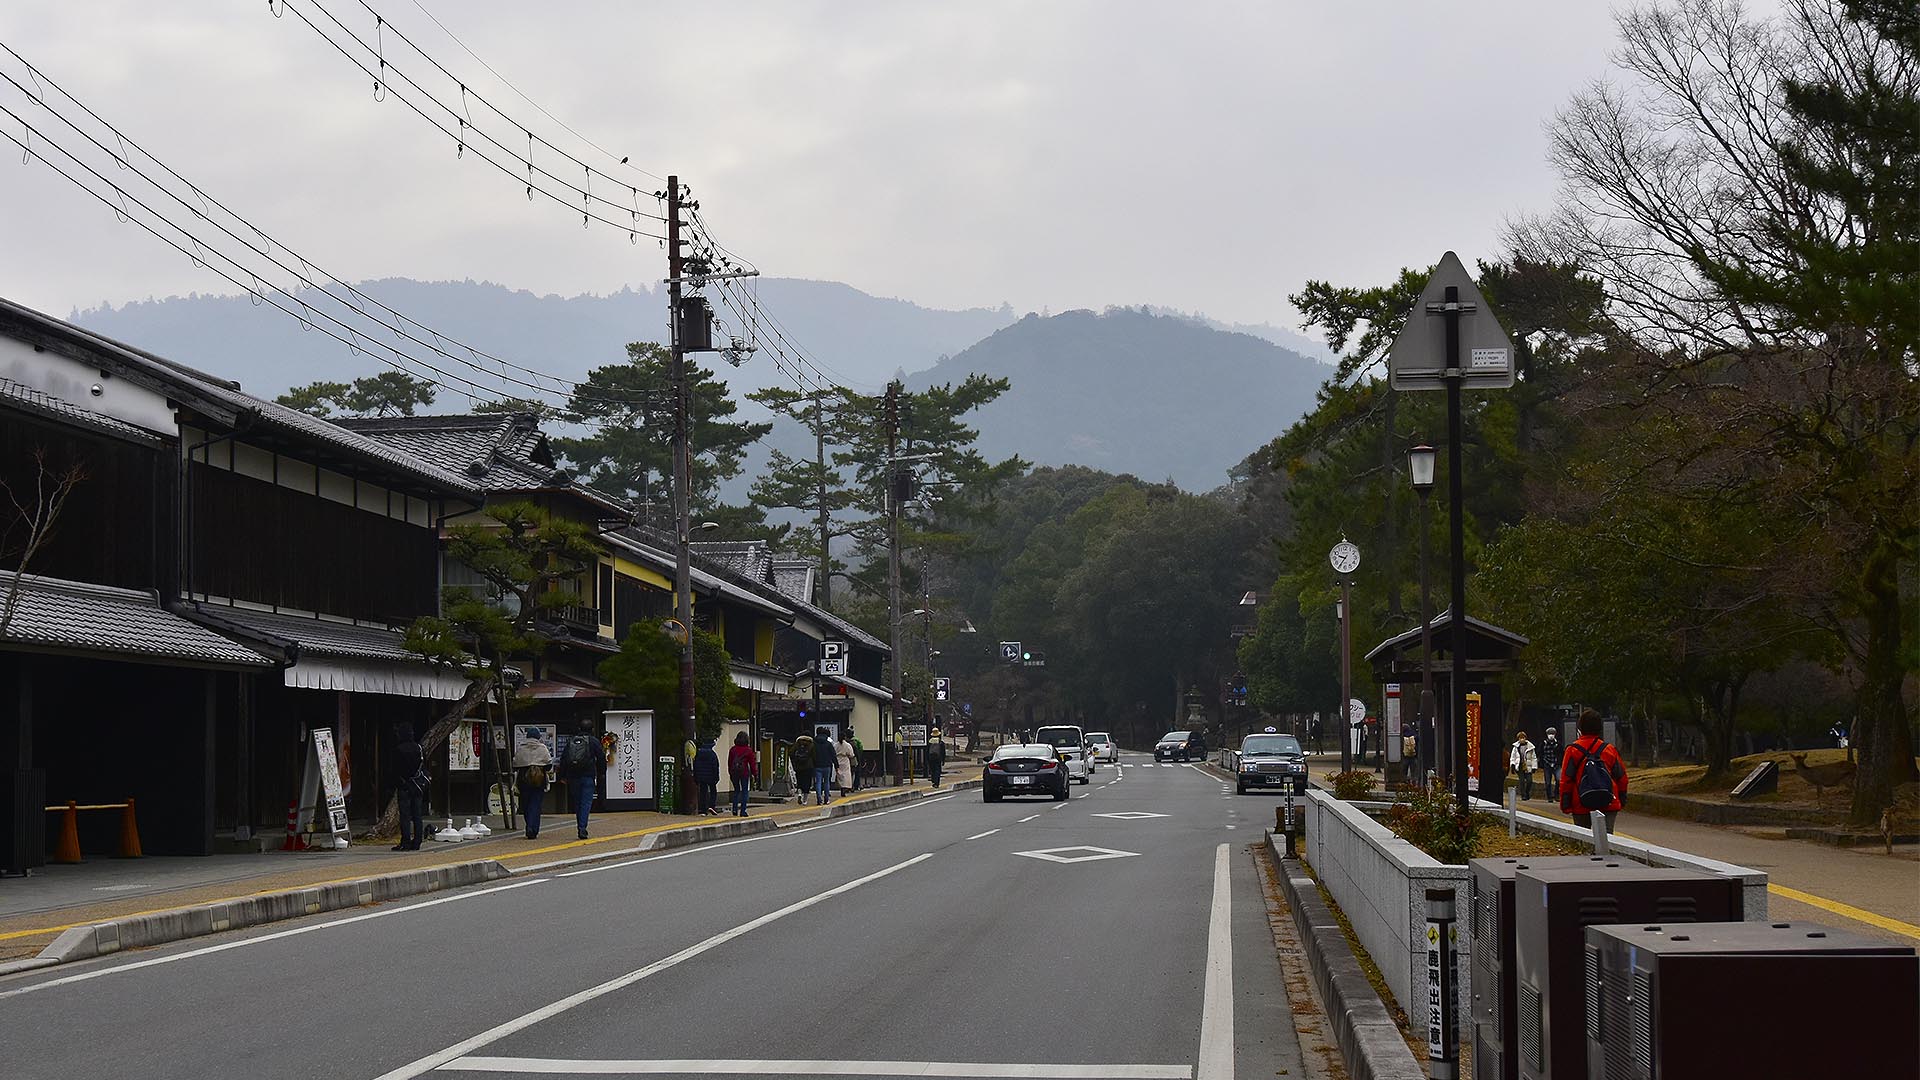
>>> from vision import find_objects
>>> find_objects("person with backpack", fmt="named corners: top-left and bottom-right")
top-left (1559, 708), bottom-right (1627, 831)
top-left (692, 738), bottom-right (721, 816)
top-left (560, 719), bottom-right (605, 839)
top-left (1540, 727), bottom-right (1562, 802)
top-left (391, 722), bottom-right (426, 851)
top-left (813, 727), bottom-right (837, 805)
top-left (848, 731), bottom-right (865, 791)
top-left (727, 732), bottom-right (758, 817)
top-left (926, 728), bottom-right (946, 788)
top-left (791, 732), bottom-right (815, 805)
top-left (513, 730), bottom-right (553, 840)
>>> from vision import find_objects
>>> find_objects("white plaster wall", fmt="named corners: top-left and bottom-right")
top-left (0, 334), bottom-right (176, 435)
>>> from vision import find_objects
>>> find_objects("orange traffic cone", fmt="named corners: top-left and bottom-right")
top-left (117, 797), bottom-right (143, 858)
top-left (280, 800), bottom-right (306, 851)
top-left (51, 801), bottom-right (82, 863)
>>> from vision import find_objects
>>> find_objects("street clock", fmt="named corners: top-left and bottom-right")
top-left (1329, 539), bottom-right (1361, 575)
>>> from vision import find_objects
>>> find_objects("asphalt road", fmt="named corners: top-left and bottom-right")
top-left (0, 753), bottom-right (1304, 1079)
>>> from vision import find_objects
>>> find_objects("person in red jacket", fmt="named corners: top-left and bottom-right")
top-left (1559, 708), bottom-right (1627, 831)
top-left (726, 732), bottom-right (758, 818)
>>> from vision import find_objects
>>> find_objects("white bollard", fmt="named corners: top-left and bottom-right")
top-left (1507, 785), bottom-right (1519, 837)
top-left (1590, 811), bottom-right (1610, 856)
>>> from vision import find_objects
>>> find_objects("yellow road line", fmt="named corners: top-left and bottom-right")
top-left (0, 786), bottom-right (918, 946)
top-left (1766, 883), bottom-right (1920, 942)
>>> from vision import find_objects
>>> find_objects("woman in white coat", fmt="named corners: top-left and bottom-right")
top-left (835, 731), bottom-right (856, 795)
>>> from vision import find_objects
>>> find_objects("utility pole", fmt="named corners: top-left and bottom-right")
top-left (885, 381), bottom-right (903, 785)
top-left (667, 174), bottom-right (695, 815)
top-left (813, 391), bottom-right (832, 611)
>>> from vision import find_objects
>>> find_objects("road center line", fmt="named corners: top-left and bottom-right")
top-left (1197, 843), bottom-right (1233, 1080)
top-left (0, 877), bottom-right (551, 1001)
top-left (442, 1058), bottom-right (1192, 1077)
top-left (965, 830), bottom-right (1000, 841)
top-left (375, 854), bottom-right (935, 1080)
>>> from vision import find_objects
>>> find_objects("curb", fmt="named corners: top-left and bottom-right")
top-left (5, 778), bottom-right (978, 976)
top-left (1784, 825), bottom-right (1919, 848)
top-left (29, 858), bottom-right (511, 968)
top-left (1268, 831), bottom-right (1426, 1080)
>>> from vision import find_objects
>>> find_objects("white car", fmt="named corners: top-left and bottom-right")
top-left (1033, 724), bottom-right (1094, 784)
top-left (1086, 731), bottom-right (1118, 763)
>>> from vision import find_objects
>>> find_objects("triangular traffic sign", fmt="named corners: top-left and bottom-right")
top-left (1387, 251), bottom-right (1517, 391)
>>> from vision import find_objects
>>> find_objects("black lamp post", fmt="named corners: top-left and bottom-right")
top-left (1409, 443), bottom-right (1437, 788)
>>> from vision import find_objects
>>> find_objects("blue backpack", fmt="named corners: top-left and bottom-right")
top-left (1571, 740), bottom-right (1617, 811)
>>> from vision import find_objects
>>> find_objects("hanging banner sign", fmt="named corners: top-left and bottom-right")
top-left (450, 720), bottom-right (483, 772)
top-left (1465, 692), bottom-right (1483, 793)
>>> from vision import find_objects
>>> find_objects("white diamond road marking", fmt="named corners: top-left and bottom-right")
top-left (1011, 845), bottom-right (1141, 864)
top-left (1091, 811), bottom-right (1169, 820)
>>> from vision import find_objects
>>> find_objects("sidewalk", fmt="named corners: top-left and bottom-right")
top-left (1303, 760), bottom-right (1920, 946)
top-left (0, 779), bottom-right (957, 965)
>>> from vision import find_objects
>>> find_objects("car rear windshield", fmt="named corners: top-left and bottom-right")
top-left (1086, 733), bottom-right (1110, 742)
top-left (1160, 731), bottom-right (1190, 742)
top-left (991, 745), bottom-right (1051, 761)
top-left (1034, 727), bottom-right (1082, 747)
top-left (1241, 735), bottom-right (1301, 755)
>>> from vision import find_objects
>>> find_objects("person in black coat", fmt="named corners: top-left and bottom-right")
top-left (692, 738), bottom-right (721, 816)
top-left (812, 727), bottom-right (837, 805)
top-left (392, 722), bottom-right (425, 851)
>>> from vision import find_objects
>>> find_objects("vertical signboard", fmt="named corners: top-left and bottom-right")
top-left (303, 727), bottom-right (350, 843)
top-left (449, 720), bottom-right (482, 772)
top-left (1464, 692), bottom-right (1483, 793)
top-left (1426, 889), bottom-right (1461, 1079)
top-left (1385, 683), bottom-right (1402, 763)
top-left (602, 710), bottom-right (655, 807)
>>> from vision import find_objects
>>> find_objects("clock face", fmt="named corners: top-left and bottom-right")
top-left (1329, 540), bottom-right (1361, 574)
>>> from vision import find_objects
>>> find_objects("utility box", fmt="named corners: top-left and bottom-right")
top-left (677, 295), bottom-right (715, 352)
top-left (1514, 866), bottom-right (1743, 1080)
top-left (1470, 856), bottom-right (1633, 1080)
top-left (1583, 921), bottom-right (1917, 1079)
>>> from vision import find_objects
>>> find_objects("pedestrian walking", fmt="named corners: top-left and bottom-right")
top-left (927, 728), bottom-right (946, 788)
top-left (1558, 708), bottom-right (1627, 833)
top-left (727, 732), bottom-right (758, 817)
top-left (835, 730), bottom-right (856, 796)
top-left (513, 730), bottom-right (553, 839)
top-left (813, 727), bottom-right (837, 805)
top-left (693, 737), bottom-right (721, 816)
top-left (1508, 730), bottom-right (1538, 800)
top-left (391, 722), bottom-right (426, 851)
top-left (560, 719), bottom-right (605, 839)
top-left (849, 730), bottom-right (864, 791)
top-left (792, 731), bottom-right (815, 805)
top-left (1540, 727), bottom-right (1561, 801)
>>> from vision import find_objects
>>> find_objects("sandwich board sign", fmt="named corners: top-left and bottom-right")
top-left (298, 727), bottom-right (351, 847)
top-left (1387, 251), bottom-right (1517, 391)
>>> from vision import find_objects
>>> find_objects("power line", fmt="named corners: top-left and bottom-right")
top-left (0, 45), bottom-right (667, 410)
top-left (403, 0), bottom-right (668, 185)
top-left (278, 0), bottom-right (668, 234)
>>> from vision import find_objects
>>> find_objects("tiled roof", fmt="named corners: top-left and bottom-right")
top-left (0, 297), bottom-right (485, 499)
top-left (338, 413), bottom-right (629, 514)
top-left (0, 572), bottom-right (273, 668)
top-left (0, 377), bottom-right (164, 446)
top-left (770, 559), bottom-right (815, 603)
top-left (183, 604), bottom-right (428, 665)
top-left (691, 540), bottom-right (775, 583)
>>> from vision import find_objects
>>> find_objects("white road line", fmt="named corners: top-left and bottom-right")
top-left (0, 877), bottom-right (550, 1001)
top-left (1197, 844), bottom-right (1234, 1080)
top-left (965, 830), bottom-right (1000, 841)
top-left (561, 793), bottom-right (958, 877)
top-left (1049, 803), bottom-right (1066, 811)
top-left (1018, 815), bottom-right (1040, 823)
top-left (442, 1058), bottom-right (1192, 1077)
top-left (377, 854), bottom-right (935, 1080)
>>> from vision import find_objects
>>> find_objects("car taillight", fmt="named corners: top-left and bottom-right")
top-left (986, 761), bottom-right (1004, 771)
top-left (1037, 760), bottom-right (1057, 770)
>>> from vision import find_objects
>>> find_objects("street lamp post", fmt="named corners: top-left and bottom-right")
top-left (1330, 539), bottom-right (1361, 773)
top-left (1410, 443), bottom-right (1437, 788)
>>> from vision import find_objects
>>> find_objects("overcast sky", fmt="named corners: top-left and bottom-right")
top-left (0, 1), bottom-right (1632, 335)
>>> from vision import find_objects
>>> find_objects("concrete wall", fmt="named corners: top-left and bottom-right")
top-left (1302, 791), bottom-right (1770, 1035)
top-left (1302, 790), bottom-right (1472, 1023)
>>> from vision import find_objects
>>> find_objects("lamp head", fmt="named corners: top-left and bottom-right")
top-left (1408, 443), bottom-right (1436, 491)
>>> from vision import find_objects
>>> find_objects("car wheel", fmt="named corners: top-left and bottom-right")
top-left (984, 787), bottom-right (1000, 803)
top-left (1053, 785), bottom-right (1069, 801)
top-left (1236, 783), bottom-right (1247, 795)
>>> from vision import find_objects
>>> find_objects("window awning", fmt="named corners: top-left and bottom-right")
top-left (284, 655), bottom-right (473, 700)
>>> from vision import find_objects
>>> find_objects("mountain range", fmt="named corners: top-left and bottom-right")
top-left (69, 279), bottom-right (1332, 493)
